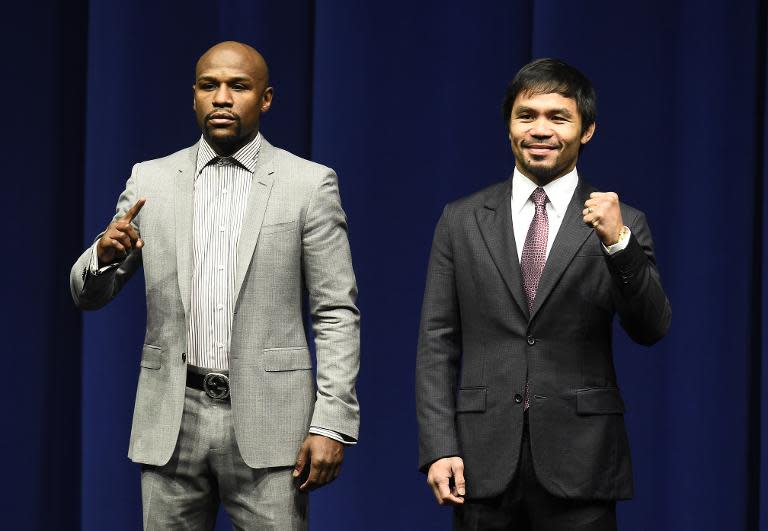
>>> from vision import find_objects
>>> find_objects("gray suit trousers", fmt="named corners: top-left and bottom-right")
top-left (141, 386), bottom-right (308, 530)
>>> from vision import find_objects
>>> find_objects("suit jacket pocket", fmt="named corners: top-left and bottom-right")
top-left (576, 387), bottom-right (625, 415)
top-left (456, 387), bottom-right (487, 413)
top-left (261, 220), bottom-right (298, 235)
top-left (140, 344), bottom-right (162, 370)
top-left (264, 346), bottom-right (312, 371)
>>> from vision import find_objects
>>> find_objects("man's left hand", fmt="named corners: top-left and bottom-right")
top-left (583, 192), bottom-right (624, 246)
top-left (292, 434), bottom-right (344, 492)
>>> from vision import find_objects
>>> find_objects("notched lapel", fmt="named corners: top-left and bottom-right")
top-left (475, 181), bottom-right (529, 319)
top-left (530, 181), bottom-right (594, 320)
top-left (175, 149), bottom-right (196, 321)
top-left (234, 162), bottom-right (275, 307)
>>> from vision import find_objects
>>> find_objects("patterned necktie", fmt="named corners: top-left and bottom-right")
top-left (521, 187), bottom-right (549, 312)
top-left (520, 187), bottom-right (548, 410)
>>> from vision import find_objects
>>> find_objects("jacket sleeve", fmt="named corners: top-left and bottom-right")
top-left (609, 210), bottom-right (672, 345)
top-left (302, 170), bottom-right (361, 441)
top-left (69, 166), bottom-right (143, 311)
top-left (416, 205), bottom-right (463, 472)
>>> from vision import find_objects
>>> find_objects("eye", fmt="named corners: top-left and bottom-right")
top-left (231, 83), bottom-right (249, 91)
top-left (199, 83), bottom-right (216, 91)
top-left (517, 114), bottom-right (532, 121)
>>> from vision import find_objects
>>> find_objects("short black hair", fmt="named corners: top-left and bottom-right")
top-left (501, 58), bottom-right (596, 135)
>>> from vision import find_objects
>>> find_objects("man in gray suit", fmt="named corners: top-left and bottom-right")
top-left (71, 41), bottom-right (359, 530)
top-left (416, 59), bottom-right (670, 530)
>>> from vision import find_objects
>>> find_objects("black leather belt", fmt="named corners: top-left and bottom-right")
top-left (186, 369), bottom-right (230, 400)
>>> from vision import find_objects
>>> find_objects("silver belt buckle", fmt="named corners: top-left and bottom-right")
top-left (203, 372), bottom-right (230, 399)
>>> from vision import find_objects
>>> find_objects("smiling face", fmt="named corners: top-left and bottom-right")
top-left (508, 91), bottom-right (595, 185)
top-left (193, 42), bottom-right (273, 155)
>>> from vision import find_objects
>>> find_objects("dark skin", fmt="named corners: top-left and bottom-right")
top-left (96, 198), bottom-right (145, 265)
top-left (97, 42), bottom-right (345, 491)
top-left (193, 41), bottom-right (273, 156)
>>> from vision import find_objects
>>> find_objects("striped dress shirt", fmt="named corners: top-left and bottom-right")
top-left (187, 134), bottom-right (261, 369)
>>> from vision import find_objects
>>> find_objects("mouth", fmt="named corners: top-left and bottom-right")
top-left (522, 142), bottom-right (558, 157)
top-left (207, 112), bottom-right (238, 126)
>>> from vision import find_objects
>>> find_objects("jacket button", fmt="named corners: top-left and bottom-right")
top-left (181, 353), bottom-right (187, 362)
top-left (527, 336), bottom-right (536, 345)
top-left (514, 393), bottom-right (523, 404)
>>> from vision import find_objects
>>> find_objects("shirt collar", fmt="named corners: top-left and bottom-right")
top-left (195, 132), bottom-right (262, 178)
top-left (511, 166), bottom-right (579, 218)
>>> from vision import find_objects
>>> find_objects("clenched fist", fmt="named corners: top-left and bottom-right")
top-left (97, 198), bottom-right (145, 266)
top-left (582, 192), bottom-right (624, 246)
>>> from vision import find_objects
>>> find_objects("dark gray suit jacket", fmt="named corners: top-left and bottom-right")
top-left (416, 177), bottom-right (671, 500)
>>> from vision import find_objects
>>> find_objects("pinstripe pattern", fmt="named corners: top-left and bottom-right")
top-left (187, 134), bottom-right (262, 369)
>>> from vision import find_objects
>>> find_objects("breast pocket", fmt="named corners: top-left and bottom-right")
top-left (261, 220), bottom-right (298, 235)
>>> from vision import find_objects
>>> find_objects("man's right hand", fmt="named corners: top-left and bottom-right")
top-left (96, 198), bottom-right (146, 267)
top-left (427, 456), bottom-right (465, 505)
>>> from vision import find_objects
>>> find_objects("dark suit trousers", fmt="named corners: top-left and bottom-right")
top-left (453, 416), bottom-right (617, 531)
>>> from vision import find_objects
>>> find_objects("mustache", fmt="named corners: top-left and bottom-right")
top-left (206, 110), bottom-right (240, 121)
top-left (521, 140), bottom-right (559, 148)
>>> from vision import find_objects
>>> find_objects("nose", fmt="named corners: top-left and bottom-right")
top-left (529, 117), bottom-right (553, 138)
top-left (213, 85), bottom-right (233, 107)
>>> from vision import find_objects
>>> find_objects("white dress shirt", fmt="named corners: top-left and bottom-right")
top-left (510, 167), bottom-right (629, 259)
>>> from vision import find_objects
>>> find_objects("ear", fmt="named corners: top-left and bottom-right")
top-left (581, 122), bottom-right (596, 145)
top-left (192, 85), bottom-right (196, 112)
top-left (261, 86), bottom-right (274, 113)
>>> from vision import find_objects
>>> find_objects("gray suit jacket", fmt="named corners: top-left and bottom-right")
top-left (71, 138), bottom-right (360, 468)
top-left (416, 177), bottom-right (671, 500)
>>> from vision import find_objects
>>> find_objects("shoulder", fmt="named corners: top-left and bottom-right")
top-left (264, 140), bottom-right (336, 186)
top-left (135, 144), bottom-right (197, 173)
top-left (442, 179), bottom-right (509, 220)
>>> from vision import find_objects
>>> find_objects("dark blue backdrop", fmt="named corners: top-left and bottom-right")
top-left (3, 1), bottom-right (767, 529)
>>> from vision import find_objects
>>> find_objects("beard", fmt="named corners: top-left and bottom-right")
top-left (517, 155), bottom-right (568, 185)
top-left (202, 121), bottom-right (246, 155)
top-left (205, 122), bottom-right (241, 141)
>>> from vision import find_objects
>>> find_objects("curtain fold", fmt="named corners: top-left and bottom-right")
top-left (2, 1), bottom-right (766, 529)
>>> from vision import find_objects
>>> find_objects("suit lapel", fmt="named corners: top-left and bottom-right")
top-left (529, 180), bottom-right (595, 321)
top-left (233, 139), bottom-right (276, 306)
top-left (475, 179), bottom-right (530, 319)
top-left (175, 145), bottom-right (197, 321)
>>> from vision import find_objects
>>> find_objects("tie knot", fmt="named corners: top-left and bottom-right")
top-left (531, 187), bottom-right (548, 208)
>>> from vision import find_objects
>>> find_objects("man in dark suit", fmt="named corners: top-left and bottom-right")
top-left (416, 58), bottom-right (671, 530)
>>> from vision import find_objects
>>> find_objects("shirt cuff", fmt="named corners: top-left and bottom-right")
top-left (602, 227), bottom-right (631, 255)
top-left (89, 242), bottom-right (121, 275)
top-left (309, 426), bottom-right (357, 446)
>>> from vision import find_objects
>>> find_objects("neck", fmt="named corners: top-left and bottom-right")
top-left (206, 130), bottom-right (259, 157)
top-left (515, 162), bottom-right (576, 187)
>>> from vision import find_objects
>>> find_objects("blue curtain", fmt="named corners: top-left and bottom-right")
top-left (3, 1), bottom-right (766, 529)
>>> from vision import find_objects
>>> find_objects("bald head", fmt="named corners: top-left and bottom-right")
top-left (196, 41), bottom-right (269, 87)
top-left (193, 41), bottom-right (274, 155)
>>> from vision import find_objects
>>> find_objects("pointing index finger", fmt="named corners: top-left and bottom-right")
top-left (121, 198), bottom-right (146, 223)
